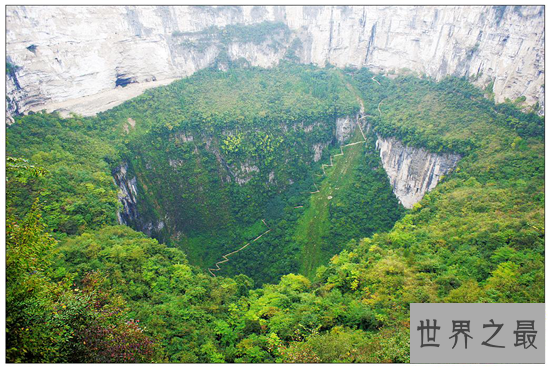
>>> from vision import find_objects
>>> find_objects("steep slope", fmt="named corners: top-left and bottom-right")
top-left (8, 64), bottom-right (408, 285)
top-left (376, 136), bottom-right (461, 209)
top-left (11, 64), bottom-right (528, 287)
top-left (6, 64), bottom-right (544, 363)
top-left (6, 5), bottom-right (544, 120)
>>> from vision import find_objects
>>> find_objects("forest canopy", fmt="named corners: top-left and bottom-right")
top-left (6, 63), bottom-right (544, 362)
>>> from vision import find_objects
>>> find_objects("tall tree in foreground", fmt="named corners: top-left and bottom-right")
top-left (6, 158), bottom-right (160, 363)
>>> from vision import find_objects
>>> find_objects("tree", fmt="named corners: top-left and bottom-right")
top-left (6, 159), bottom-right (160, 362)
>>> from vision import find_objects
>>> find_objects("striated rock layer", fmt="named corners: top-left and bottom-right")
top-left (6, 5), bottom-right (545, 119)
top-left (376, 136), bottom-right (461, 209)
top-left (112, 162), bottom-right (139, 226)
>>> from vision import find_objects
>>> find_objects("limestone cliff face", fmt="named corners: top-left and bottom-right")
top-left (287, 6), bottom-right (544, 112)
top-left (6, 5), bottom-right (544, 119)
top-left (5, 6), bottom-right (293, 118)
top-left (112, 162), bottom-right (139, 225)
top-left (376, 136), bottom-right (461, 209)
top-left (112, 161), bottom-right (166, 236)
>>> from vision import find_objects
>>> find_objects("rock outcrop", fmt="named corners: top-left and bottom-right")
top-left (112, 162), bottom-right (139, 225)
top-left (335, 116), bottom-right (356, 144)
top-left (6, 5), bottom-right (545, 120)
top-left (113, 161), bottom-right (167, 236)
top-left (376, 136), bottom-right (461, 209)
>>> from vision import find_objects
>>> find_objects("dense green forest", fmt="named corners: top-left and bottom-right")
top-left (7, 64), bottom-right (401, 285)
top-left (6, 62), bottom-right (544, 362)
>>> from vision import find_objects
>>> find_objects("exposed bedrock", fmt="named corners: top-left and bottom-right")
top-left (6, 5), bottom-right (544, 120)
top-left (112, 162), bottom-right (139, 226)
top-left (376, 136), bottom-right (461, 209)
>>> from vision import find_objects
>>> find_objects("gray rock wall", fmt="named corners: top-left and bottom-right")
top-left (376, 136), bottom-right (461, 209)
top-left (112, 162), bottom-right (139, 225)
top-left (6, 5), bottom-right (545, 119)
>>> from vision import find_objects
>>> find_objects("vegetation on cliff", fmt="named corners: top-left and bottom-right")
top-left (6, 63), bottom-right (544, 362)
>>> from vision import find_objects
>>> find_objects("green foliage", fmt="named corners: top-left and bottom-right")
top-left (6, 200), bottom-right (60, 362)
top-left (345, 68), bottom-right (544, 310)
top-left (328, 134), bottom-right (404, 253)
top-left (7, 113), bottom-right (120, 235)
top-left (484, 80), bottom-right (495, 101)
top-left (280, 325), bottom-right (409, 363)
top-left (96, 64), bottom-right (359, 282)
top-left (219, 22), bottom-right (290, 47)
top-left (6, 156), bottom-right (48, 183)
top-left (295, 127), bottom-right (404, 277)
top-left (7, 62), bottom-right (544, 363)
top-left (348, 70), bottom-right (544, 154)
top-left (52, 225), bottom-right (257, 362)
top-left (284, 38), bottom-right (302, 62)
top-left (6, 198), bottom-right (158, 362)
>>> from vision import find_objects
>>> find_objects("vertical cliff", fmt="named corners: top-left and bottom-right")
top-left (112, 162), bottom-right (139, 226)
top-left (285, 6), bottom-right (544, 111)
top-left (376, 136), bottom-right (461, 209)
top-left (6, 5), bottom-right (544, 119)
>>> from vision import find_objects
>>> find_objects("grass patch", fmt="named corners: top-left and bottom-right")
top-left (296, 127), bottom-right (367, 277)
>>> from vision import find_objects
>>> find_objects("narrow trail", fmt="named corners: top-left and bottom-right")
top-left (319, 93), bottom-right (368, 177)
top-left (208, 117), bottom-right (367, 277)
top-left (310, 180), bottom-right (321, 194)
top-left (372, 75), bottom-right (381, 86)
top-left (208, 219), bottom-right (271, 277)
top-left (320, 122), bottom-right (368, 176)
top-left (297, 110), bottom-right (369, 276)
top-left (207, 89), bottom-right (372, 277)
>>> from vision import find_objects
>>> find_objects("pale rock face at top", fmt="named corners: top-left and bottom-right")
top-left (6, 5), bottom-right (545, 119)
top-left (5, 6), bottom-right (538, 210)
top-left (376, 136), bottom-right (462, 209)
